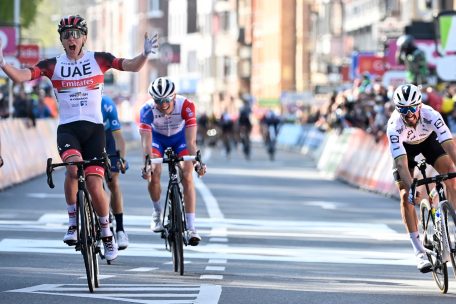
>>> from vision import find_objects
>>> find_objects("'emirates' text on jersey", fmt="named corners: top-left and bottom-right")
top-left (29, 51), bottom-right (124, 125)
top-left (138, 95), bottom-right (197, 136)
top-left (386, 104), bottom-right (453, 160)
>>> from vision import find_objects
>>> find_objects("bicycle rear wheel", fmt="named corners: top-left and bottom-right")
top-left (170, 186), bottom-right (184, 275)
top-left (78, 191), bottom-right (96, 293)
top-left (441, 200), bottom-right (456, 279)
top-left (420, 199), bottom-right (448, 293)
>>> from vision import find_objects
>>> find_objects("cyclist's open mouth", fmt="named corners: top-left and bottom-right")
top-left (69, 45), bottom-right (76, 51)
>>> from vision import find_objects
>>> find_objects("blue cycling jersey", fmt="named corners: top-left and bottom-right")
top-left (101, 95), bottom-right (121, 154)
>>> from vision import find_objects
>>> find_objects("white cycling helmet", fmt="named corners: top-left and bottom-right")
top-left (148, 77), bottom-right (175, 100)
top-left (392, 84), bottom-right (422, 107)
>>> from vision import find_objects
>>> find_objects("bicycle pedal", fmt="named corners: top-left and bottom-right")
top-left (419, 265), bottom-right (433, 273)
top-left (64, 240), bottom-right (77, 246)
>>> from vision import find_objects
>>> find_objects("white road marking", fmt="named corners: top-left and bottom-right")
top-left (194, 175), bottom-right (224, 220)
top-left (208, 259), bottom-right (227, 264)
top-left (209, 237), bottom-right (228, 242)
top-left (6, 284), bottom-right (222, 304)
top-left (0, 237), bottom-right (415, 266)
top-left (78, 274), bottom-right (114, 280)
top-left (200, 275), bottom-right (223, 280)
top-left (306, 201), bottom-right (339, 210)
top-left (205, 266), bottom-right (225, 271)
top-left (206, 167), bottom-right (332, 180)
top-left (27, 193), bottom-right (65, 198)
top-left (127, 267), bottom-right (159, 272)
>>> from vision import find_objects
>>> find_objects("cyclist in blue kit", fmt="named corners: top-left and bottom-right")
top-left (102, 95), bottom-right (129, 250)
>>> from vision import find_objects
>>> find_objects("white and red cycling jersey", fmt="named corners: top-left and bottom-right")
top-left (29, 51), bottom-right (124, 125)
top-left (139, 95), bottom-right (197, 136)
top-left (386, 104), bottom-right (453, 159)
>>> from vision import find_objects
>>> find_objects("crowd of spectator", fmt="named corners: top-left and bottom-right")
top-left (0, 83), bottom-right (58, 125)
top-left (308, 74), bottom-right (456, 143)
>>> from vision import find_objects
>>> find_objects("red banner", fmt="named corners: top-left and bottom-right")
top-left (357, 55), bottom-right (386, 77)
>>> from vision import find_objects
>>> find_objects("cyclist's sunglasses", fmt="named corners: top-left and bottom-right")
top-left (397, 105), bottom-right (419, 115)
top-left (61, 29), bottom-right (83, 40)
top-left (154, 96), bottom-right (174, 105)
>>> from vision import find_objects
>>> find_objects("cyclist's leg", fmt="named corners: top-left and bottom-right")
top-left (175, 134), bottom-right (201, 245)
top-left (57, 124), bottom-right (83, 243)
top-left (83, 123), bottom-right (117, 260)
top-left (149, 133), bottom-right (165, 231)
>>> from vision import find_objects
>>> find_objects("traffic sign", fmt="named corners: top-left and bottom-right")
top-left (18, 44), bottom-right (40, 66)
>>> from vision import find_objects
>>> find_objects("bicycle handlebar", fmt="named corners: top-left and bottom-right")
top-left (46, 154), bottom-right (111, 189)
top-left (409, 172), bottom-right (456, 204)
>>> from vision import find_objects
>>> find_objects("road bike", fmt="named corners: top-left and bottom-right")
top-left (410, 159), bottom-right (456, 293)
top-left (46, 154), bottom-right (111, 292)
top-left (144, 148), bottom-right (202, 275)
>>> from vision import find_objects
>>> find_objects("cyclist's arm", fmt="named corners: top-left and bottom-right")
top-left (185, 125), bottom-right (198, 156)
top-left (441, 139), bottom-right (456, 167)
top-left (1, 64), bottom-right (32, 83)
top-left (121, 53), bottom-right (147, 72)
top-left (139, 129), bottom-right (153, 157)
top-left (394, 155), bottom-right (413, 190)
top-left (112, 130), bottom-right (126, 159)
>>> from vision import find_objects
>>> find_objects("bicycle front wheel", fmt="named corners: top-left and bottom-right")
top-left (170, 186), bottom-right (184, 275)
top-left (89, 207), bottom-right (100, 288)
top-left (420, 199), bottom-right (448, 293)
top-left (78, 191), bottom-right (96, 293)
top-left (441, 200), bottom-right (456, 279)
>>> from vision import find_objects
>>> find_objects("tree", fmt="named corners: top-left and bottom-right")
top-left (0, 0), bottom-right (43, 28)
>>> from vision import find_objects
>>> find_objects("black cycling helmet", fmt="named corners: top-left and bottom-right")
top-left (396, 35), bottom-right (414, 51)
top-left (58, 15), bottom-right (88, 35)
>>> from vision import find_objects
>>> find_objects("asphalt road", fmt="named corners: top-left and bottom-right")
top-left (1, 141), bottom-right (456, 304)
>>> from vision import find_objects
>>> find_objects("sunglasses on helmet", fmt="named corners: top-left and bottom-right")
top-left (154, 96), bottom-right (174, 105)
top-left (61, 29), bottom-right (83, 40)
top-left (397, 105), bottom-right (419, 115)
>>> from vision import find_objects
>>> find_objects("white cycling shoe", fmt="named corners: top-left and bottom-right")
top-left (186, 230), bottom-right (201, 246)
top-left (116, 231), bottom-right (129, 250)
top-left (151, 211), bottom-right (164, 232)
top-left (63, 226), bottom-right (77, 245)
top-left (102, 236), bottom-right (118, 261)
top-left (416, 252), bottom-right (432, 273)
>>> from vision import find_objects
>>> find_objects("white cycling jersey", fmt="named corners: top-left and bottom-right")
top-left (29, 51), bottom-right (124, 125)
top-left (386, 104), bottom-right (453, 159)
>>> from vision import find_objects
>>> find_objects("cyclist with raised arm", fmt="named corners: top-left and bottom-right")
top-left (0, 15), bottom-right (158, 261)
top-left (102, 95), bottom-right (129, 250)
top-left (386, 83), bottom-right (456, 273)
top-left (139, 77), bottom-right (206, 246)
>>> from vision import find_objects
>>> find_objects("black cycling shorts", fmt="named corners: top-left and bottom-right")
top-left (402, 132), bottom-right (446, 171)
top-left (393, 132), bottom-right (447, 183)
top-left (57, 121), bottom-right (106, 162)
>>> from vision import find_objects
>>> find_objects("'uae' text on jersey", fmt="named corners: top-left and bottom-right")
top-left (386, 104), bottom-right (453, 159)
top-left (29, 51), bottom-right (124, 125)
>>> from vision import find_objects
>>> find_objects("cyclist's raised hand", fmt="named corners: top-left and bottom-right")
top-left (194, 162), bottom-right (207, 177)
top-left (143, 32), bottom-right (159, 56)
top-left (0, 40), bottom-right (6, 68)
